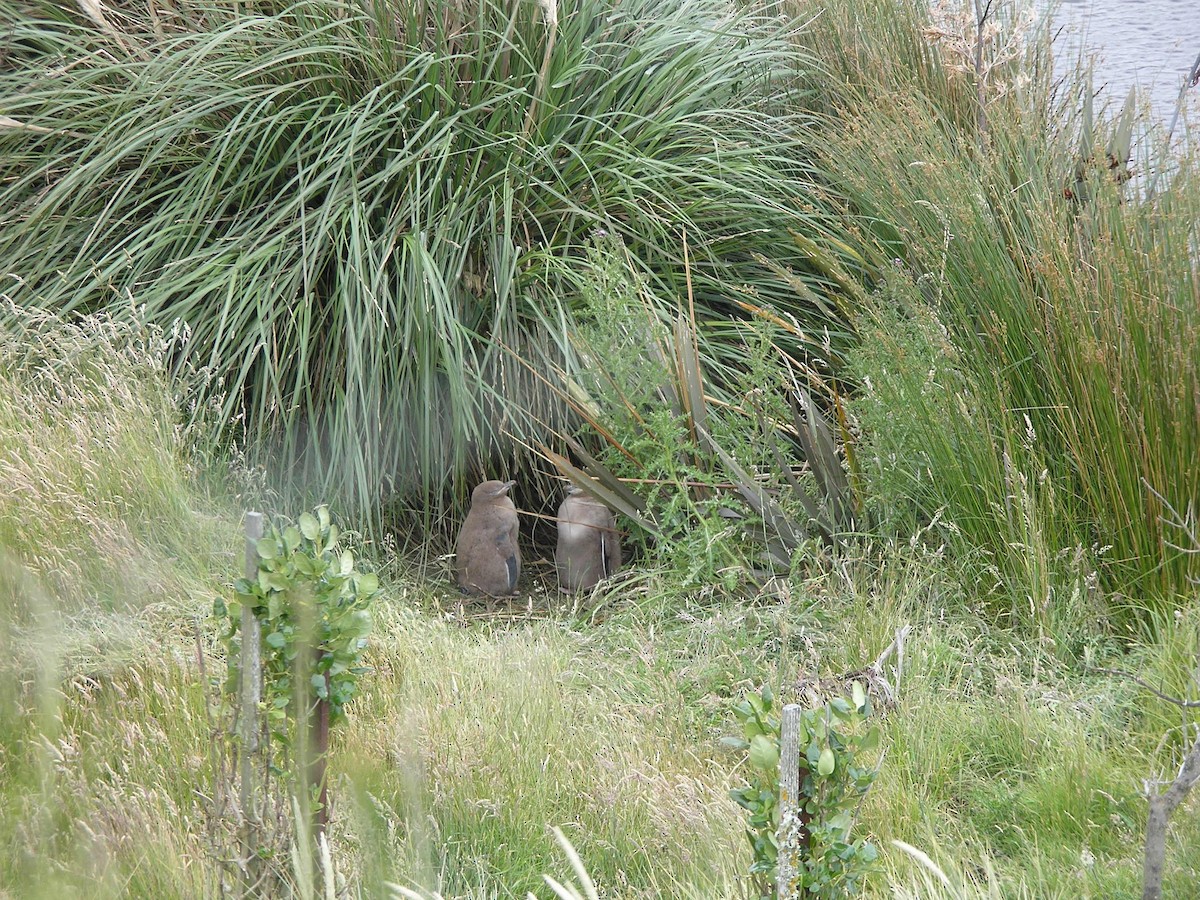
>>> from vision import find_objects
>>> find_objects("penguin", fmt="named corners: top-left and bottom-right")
top-left (455, 479), bottom-right (521, 596)
top-left (555, 485), bottom-right (621, 592)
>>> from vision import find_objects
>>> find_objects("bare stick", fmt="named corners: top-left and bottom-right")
top-left (1143, 729), bottom-right (1200, 900)
top-left (1148, 51), bottom-right (1200, 201)
top-left (240, 513), bottom-right (264, 823)
top-left (972, 0), bottom-right (995, 141)
top-left (1131, 480), bottom-right (1200, 897)
top-left (777, 704), bottom-right (802, 900)
top-left (869, 625), bottom-right (912, 705)
top-left (1142, 478), bottom-right (1200, 585)
top-left (1089, 667), bottom-right (1200, 709)
top-left (308, 660), bottom-right (331, 836)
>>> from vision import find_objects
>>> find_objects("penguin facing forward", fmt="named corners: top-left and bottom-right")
top-left (555, 486), bottom-right (621, 593)
top-left (456, 479), bottom-right (521, 596)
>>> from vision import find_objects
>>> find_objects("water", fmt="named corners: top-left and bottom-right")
top-left (1047, 0), bottom-right (1200, 123)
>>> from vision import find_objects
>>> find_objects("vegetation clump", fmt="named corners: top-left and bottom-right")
top-left (0, 0), bottom-right (844, 526)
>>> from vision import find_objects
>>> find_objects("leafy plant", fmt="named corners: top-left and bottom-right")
top-left (534, 237), bottom-right (858, 589)
top-left (215, 505), bottom-right (377, 775)
top-left (726, 684), bottom-right (880, 899)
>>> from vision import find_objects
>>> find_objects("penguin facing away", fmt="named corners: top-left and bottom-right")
top-left (555, 485), bottom-right (621, 593)
top-left (455, 479), bottom-right (521, 596)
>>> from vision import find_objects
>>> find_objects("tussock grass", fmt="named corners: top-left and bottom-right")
top-left (0, 0), bottom-right (847, 529)
top-left (0, 302), bottom-right (233, 670)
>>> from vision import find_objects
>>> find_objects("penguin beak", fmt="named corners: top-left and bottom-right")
top-left (496, 480), bottom-right (516, 495)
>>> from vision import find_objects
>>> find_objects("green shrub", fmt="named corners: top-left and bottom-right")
top-left (726, 685), bottom-right (880, 899)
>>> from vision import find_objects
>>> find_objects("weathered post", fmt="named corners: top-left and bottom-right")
top-left (777, 703), bottom-right (802, 900)
top-left (239, 511), bottom-right (265, 882)
top-left (308, 653), bottom-right (331, 836)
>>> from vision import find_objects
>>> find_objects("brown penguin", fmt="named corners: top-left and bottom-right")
top-left (455, 479), bottom-right (521, 596)
top-left (555, 486), bottom-right (621, 592)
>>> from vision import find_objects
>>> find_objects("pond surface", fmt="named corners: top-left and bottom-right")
top-left (1047, 0), bottom-right (1200, 122)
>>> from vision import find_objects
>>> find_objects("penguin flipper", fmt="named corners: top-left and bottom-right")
top-left (599, 530), bottom-right (611, 579)
top-left (505, 553), bottom-right (519, 594)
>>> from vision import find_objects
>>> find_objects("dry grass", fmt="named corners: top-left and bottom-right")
top-left (0, 299), bottom-right (234, 671)
top-left (336, 600), bottom-right (746, 897)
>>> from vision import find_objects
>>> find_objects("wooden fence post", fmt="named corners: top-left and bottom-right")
top-left (239, 511), bottom-right (265, 881)
top-left (778, 704), bottom-right (802, 900)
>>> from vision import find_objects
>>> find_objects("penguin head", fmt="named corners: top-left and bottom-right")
top-left (473, 479), bottom-right (516, 503)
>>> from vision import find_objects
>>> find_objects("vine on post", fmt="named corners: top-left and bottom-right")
top-left (214, 505), bottom-right (378, 838)
top-left (725, 684), bottom-right (880, 899)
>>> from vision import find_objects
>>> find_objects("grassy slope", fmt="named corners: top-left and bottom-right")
top-left (2, 342), bottom-right (1198, 898)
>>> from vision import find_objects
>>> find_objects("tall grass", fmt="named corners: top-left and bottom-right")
top-left (0, 0), bottom-right (849, 530)
top-left (800, 0), bottom-right (1200, 615)
top-left (0, 300), bottom-right (232, 669)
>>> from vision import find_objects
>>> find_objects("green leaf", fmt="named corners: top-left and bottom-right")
top-left (317, 506), bottom-right (331, 531)
top-left (299, 512), bottom-right (320, 541)
top-left (720, 736), bottom-right (751, 751)
top-left (258, 570), bottom-right (289, 592)
top-left (355, 572), bottom-right (379, 595)
top-left (340, 549), bottom-right (354, 575)
top-left (282, 526), bottom-right (302, 553)
top-left (829, 811), bottom-right (852, 834)
top-left (851, 681), bottom-right (866, 713)
top-left (858, 725), bottom-right (881, 754)
top-left (293, 554), bottom-right (319, 577)
top-left (255, 537), bottom-right (278, 560)
top-left (818, 746), bottom-right (836, 776)
top-left (749, 734), bottom-right (779, 772)
top-left (265, 631), bottom-right (286, 649)
top-left (345, 610), bottom-right (372, 640)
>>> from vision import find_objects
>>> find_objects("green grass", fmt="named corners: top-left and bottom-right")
top-left (0, 0), bottom-right (849, 531)
top-left (0, 302), bottom-right (234, 672)
top-left (6, 507), bottom-right (1199, 897)
top-left (802, 0), bottom-right (1200, 616)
